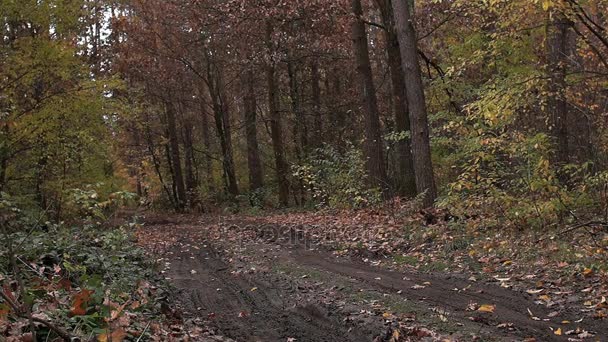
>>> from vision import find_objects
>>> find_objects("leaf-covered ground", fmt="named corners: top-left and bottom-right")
top-left (0, 221), bottom-right (185, 341)
top-left (136, 209), bottom-right (608, 341)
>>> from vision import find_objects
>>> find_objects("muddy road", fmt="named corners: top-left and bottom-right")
top-left (142, 217), bottom-right (606, 341)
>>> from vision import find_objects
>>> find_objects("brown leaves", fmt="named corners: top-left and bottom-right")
top-left (69, 289), bottom-right (94, 316)
top-left (0, 304), bottom-right (9, 318)
top-left (2, 284), bottom-right (16, 306)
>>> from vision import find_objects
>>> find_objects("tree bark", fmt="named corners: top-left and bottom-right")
top-left (391, 0), bottom-right (437, 206)
top-left (351, 0), bottom-right (389, 193)
top-left (183, 123), bottom-right (196, 204)
top-left (165, 101), bottom-right (187, 210)
top-left (243, 68), bottom-right (264, 191)
top-left (377, 0), bottom-right (417, 198)
top-left (266, 21), bottom-right (290, 207)
top-left (288, 58), bottom-right (308, 151)
top-left (198, 82), bottom-right (215, 194)
top-left (146, 126), bottom-right (175, 209)
top-left (208, 63), bottom-right (239, 197)
top-left (327, 67), bottom-right (347, 148)
top-left (546, 11), bottom-right (571, 166)
top-left (311, 61), bottom-right (322, 147)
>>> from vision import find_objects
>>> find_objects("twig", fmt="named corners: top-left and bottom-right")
top-left (136, 321), bottom-right (151, 342)
top-left (1, 288), bottom-right (73, 341)
top-left (536, 220), bottom-right (608, 243)
top-left (31, 317), bottom-right (73, 341)
top-left (0, 289), bottom-right (21, 314)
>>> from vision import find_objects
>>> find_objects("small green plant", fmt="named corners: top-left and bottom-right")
top-left (0, 191), bottom-right (162, 341)
top-left (65, 185), bottom-right (137, 222)
top-left (293, 143), bottom-right (381, 208)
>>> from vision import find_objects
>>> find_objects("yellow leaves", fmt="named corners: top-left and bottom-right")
top-left (97, 328), bottom-right (127, 342)
top-left (478, 304), bottom-right (496, 313)
top-left (538, 295), bottom-right (551, 302)
top-left (582, 268), bottom-right (594, 277)
top-left (382, 312), bottom-right (394, 319)
top-left (542, 0), bottom-right (553, 11)
top-left (554, 328), bottom-right (562, 336)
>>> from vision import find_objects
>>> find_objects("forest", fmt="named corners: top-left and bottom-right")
top-left (1, 0), bottom-right (608, 341)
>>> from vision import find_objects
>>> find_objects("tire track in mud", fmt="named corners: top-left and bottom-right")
top-left (288, 248), bottom-right (607, 341)
top-left (167, 245), bottom-right (381, 342)
top-left (148, 218), bottom-right (606, 341)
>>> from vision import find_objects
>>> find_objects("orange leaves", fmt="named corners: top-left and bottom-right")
top-left (477, 304), bottom-right (496, 313)
top-left (582, 268), bottom-right (594, 277)
top-left (97, 328), bottom-right (127, 342)
top-left (70, 289), bottom-right (94, 316)
top-left (0, 304), bottom-right (10, 319)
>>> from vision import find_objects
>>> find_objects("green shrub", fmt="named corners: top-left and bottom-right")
top-left (293, 144), bottom-right (380, 208)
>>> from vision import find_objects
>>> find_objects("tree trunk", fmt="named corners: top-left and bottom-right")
top-left (351, 0), bottom-right (389, 193)
top-left (243, 68), bottom-right (264, 191)
top-left (377, 0), bottom-right (417, 198)
top-left (391, 0), bottom-right (437, 206)
top-left (288, 59), bottom-right (308, 152)
top-left (328, 67), bottom-right (347, 148)
top-left (311, 61), bottom-right (322, 147)
top-left (208, 64), bottom-right (239, 197)
top-left (144, 115), bottom-right (175, 209)
top-left (546, 11), bottom-right (571, 166)
top-left (266, 21), bottom-right (290, 207)
top-left (288, 58), bottom-right (305, 205)
top-left (199, 83), bottom-right (215, 194)
top-left (183, 123), bottom-right (196, 205)
top-left (165, 101), bottom-right (187, 210)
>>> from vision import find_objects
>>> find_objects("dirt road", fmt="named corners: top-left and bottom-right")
top-left (141, 216), bottom-right (606, 341)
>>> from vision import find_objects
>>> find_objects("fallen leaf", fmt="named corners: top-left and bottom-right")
top-left (582, 268), bottom-right (593, 277)
top-left (554, 328), bottom-right (562, 336)
top-left (478, 304), bottom-right (496, 313)
top-left (526, 289), bottom-right (543, 294)
top-left (0, 304), bottom-right (10, 318)
top-left (70, 289), bottom-right (94, 316)
top-left (98, 328), bottom-right (127, 342)
top-left (538, 295), bottom-right (551, 302)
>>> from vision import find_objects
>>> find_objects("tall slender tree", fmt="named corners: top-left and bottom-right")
top-left (266, 21), bottom-right (290, 207)
top-left (243, 68), bottom-right (264, 191)
top-left (376, 0), bottom-right (417, 197)
top-left (391, 0), bottom-right (437, 206)
top-left (546, 9), bottom-right (572, 166)
top-left (351, 0), bottom-right (389, 193)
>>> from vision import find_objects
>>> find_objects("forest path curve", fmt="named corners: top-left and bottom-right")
top-left (139, 215), bottom-right (606, 341)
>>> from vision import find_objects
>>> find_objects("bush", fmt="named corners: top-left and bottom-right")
top-left (0, 191), bottom-right (164, 341)
top-left (293, 144), bottom-right (381, 208)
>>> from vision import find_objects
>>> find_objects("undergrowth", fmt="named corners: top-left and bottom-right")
top-left (0, 191), bottom-right (172, 341)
